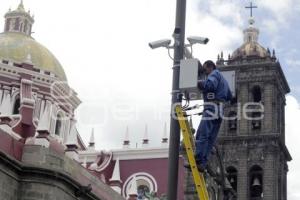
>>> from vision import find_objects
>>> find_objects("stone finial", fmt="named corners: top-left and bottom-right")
top-left (267, 48), bottom-right (270, 55)
top-left (162, 122), bottom-right (168, 145)
top-left (17, 0), bottom-right (25, 11)
top-left (142, 124), bottom-right (149, 147)
top-left (109, 159), bottom-right (122, 194)
top-left (89, 128), bottom-right (95, 149)
top-left (123, 126), bottom-right (130, 148)
top-left (127, 176), bottom-right (138, 200)
top-left (272, 49), bottom-right (276, 57)
top-left (218, 51), bottom-right (225, 65)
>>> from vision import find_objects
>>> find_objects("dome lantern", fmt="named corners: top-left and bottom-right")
top-left (243, 17), bottom-right (259, 43)
top-left (4, 0), bottom-right (34, 36)
top-left (229, 2), bottom-right (270, 62)
top-left (0, 1), bottom-right (67, 81)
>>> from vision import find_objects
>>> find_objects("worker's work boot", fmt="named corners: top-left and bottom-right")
top-left (184, 160), bottom-right (205, 173)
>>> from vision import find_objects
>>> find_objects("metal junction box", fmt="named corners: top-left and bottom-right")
top-left (179, 58), bottom-right (203, 100)
top-left (179, 59), bottom-right (236, 100)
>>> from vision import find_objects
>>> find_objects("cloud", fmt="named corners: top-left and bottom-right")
top-left (259, 0), bottom-right (295, 24)
top-left (286, 95), bottom-right (300, 200)
top-left (186, 0), bottom-right (244, 61)
top-left (286, 59), bottom-right (300, 66)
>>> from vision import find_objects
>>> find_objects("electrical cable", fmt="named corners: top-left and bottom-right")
top-left (167, 48), bottom-right (174, 60)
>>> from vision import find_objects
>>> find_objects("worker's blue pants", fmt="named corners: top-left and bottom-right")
top-left (195, 107), bottom-right (222, 167)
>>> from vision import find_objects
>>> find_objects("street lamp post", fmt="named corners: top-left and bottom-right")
top-left (149, 2), bottom-right (209, 199)
top-left (167, 0), bottom-right (186, 200)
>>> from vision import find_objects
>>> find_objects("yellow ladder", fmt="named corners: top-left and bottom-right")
top-left (175, 105), bottom-right (209, 200)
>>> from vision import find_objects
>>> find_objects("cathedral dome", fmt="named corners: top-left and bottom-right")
top-left (230, 17), bottom-right (269, 61)
top-left (231, 41), bottom-right (269, 60)
top-left (0, 1), bottom-right (67, 81)
top-left (0, 32), bottom-right (67, 81)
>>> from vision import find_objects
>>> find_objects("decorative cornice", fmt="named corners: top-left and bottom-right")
top-left (112, 147), bottom-right (169, 160)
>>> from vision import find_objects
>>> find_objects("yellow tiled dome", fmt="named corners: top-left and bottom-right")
top-left (0, 32), bottom-right (67, 80)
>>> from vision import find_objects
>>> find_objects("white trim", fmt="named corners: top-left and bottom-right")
top-left (112, 147), bottom-right (169, 160)
top-left (78, 147), bottom-right (169, 162)
top-left (78, 152), bottom-right (101, 163)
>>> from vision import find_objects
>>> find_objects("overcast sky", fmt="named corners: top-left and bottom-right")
top-left (0, 0), bottom-right (299, 198)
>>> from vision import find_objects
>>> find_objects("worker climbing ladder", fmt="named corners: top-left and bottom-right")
top-left (175, 105), bottom-right (209, 200)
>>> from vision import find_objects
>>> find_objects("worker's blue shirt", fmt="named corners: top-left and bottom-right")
top-left (200, 69), bottom-right (232, 114)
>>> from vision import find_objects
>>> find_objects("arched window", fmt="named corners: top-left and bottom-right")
top-left (252, 112), bottom-right (261, 130)
top-left (5, 18), bottom-right (11, 32)
top-left (249, 165), bottom-right (263, 199)
top-left (226, 166), bottom-right (238, 192)
top-left (55, 114), bottom-right (62, 136)
top-left (252, 86), bottom-right (261, 102)
top-left (13, 97), bottom-right (20, 115)
top-left (228, 111), bottom-right (237, 131)
top-left (14, 18), bottom-right (20, 31)
top-left (24, 20), bottom-right (28, 33)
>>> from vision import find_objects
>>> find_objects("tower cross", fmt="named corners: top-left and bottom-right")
top-left (245, 2), bottom-right (258, 17)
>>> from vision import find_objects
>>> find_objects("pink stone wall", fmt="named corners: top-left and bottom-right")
top-left (119, 157), bottom-right (185, 199)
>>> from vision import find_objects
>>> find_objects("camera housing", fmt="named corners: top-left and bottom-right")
top-left (187, 36), bottom-right (209, 45)
top-left (148, 39), bottom-right (171, 49)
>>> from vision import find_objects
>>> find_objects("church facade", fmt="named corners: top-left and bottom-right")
top-left (216, 14), bottom-right (292, 200)
top-left (0, 2), bottom-right (124, 200)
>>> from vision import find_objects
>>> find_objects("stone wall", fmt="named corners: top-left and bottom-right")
top-left (0, 145), bottom-right (124, 200)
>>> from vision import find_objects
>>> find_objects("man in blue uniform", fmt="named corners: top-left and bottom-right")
top-left (195, 60), bottom-right (232, 171)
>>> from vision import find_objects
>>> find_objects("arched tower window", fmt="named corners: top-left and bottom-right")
top-left (5, 18), bottom-right (11, 31)
top-left (24, 20), bottom-right (28, 33)
top-left (226, 166), bottom-right (238, 192)
top-left (251, 86), bottom-right (262, 130)
top-left (55, 114), bottom-right (62, 136)
top-left (252, 86), bottom-right (261, 102)
top-left (13, 97), bottom-right (20, 115)
top-left (249, 165), bottom-right (263, 199)
top-left (228, 111), bottom-right (237, 131)
top-left (14, 18), bottom-right (20, 31)
top-left (252, 112), bottom-right (261, 130)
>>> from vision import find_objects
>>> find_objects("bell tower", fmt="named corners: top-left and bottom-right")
top-left (217, 3), bottom-right (292, 200)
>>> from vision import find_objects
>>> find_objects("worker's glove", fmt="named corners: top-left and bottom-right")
top-left (197, 80), bottom-right (205, 90)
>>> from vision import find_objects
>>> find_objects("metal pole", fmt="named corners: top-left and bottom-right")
top-left (167, 0), bottom-right (186, 199)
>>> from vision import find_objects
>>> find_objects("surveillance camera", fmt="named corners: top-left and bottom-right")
top-left (148, 39), bottom-right (171, 49)
top-left (187, 36), bottom-right (209, 45)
